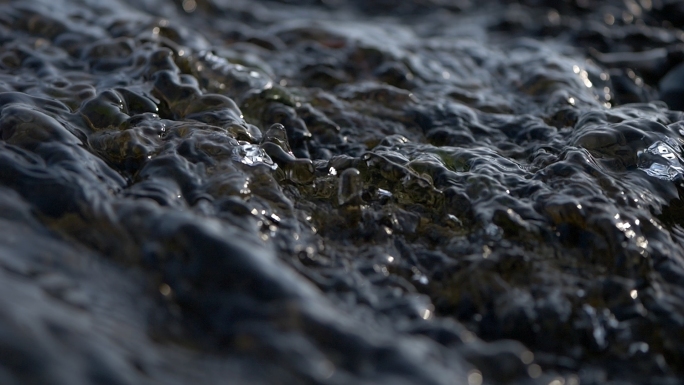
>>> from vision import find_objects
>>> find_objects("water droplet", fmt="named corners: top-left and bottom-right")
top-left (285, 160), bottom-right (315, 184)
top-left (468, 370), bottom-right (483, 385)
top-left (527, 364), bottom-right (542, 378)
top-left (338, 168), bottom-right (363, 206)
top-left (261, 123), bottom-right (292, 153)
top-left (629, 342), bottom-right (649, 355)
top-left (377, 188), bottom-right (392, 199)
top-left (182, 0), bottom-right (197, 13)
top-left (482, 245), bottom-right (492, 258)
top-left (635, 236), bottom-right (648, 250)
top-left (603, 13), bottom-right (615, 25)
top-left (547, 10), bottom-right (560, 25)
top-left (521, 351), bottom-right (534, 364)
top-left (616, 221), bottom-right (631, 231)
top-left (159, 284), bottom-right (172, 296)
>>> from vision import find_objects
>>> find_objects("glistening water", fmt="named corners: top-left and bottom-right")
top-left (1, 0), bottom-right (684, 384)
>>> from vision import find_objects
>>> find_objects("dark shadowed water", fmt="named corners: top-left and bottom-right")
top-left (2, 0), bottom-right (684, 384)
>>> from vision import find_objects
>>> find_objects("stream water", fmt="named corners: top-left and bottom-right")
top-left (1, 0), bottom-right (684, 384)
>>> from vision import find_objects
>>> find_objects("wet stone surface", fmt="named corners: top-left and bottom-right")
top-left (2, 0), bottom-right (684, 384)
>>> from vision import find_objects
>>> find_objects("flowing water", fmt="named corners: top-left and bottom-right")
top-left (1, 0), bottom-right (684, 384)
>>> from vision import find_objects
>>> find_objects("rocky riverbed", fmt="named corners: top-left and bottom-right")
top-left (1, 0), bottom-right (684, 384)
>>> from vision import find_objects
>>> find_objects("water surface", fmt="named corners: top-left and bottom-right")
top-left (1, 0), bottom-right (684, 384)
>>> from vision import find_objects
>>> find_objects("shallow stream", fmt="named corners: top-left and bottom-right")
top-left (1, 0), bottom-right (684, 384)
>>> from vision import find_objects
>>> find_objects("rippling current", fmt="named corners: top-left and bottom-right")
top-left (2, 0), bottom-right (684, 384)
